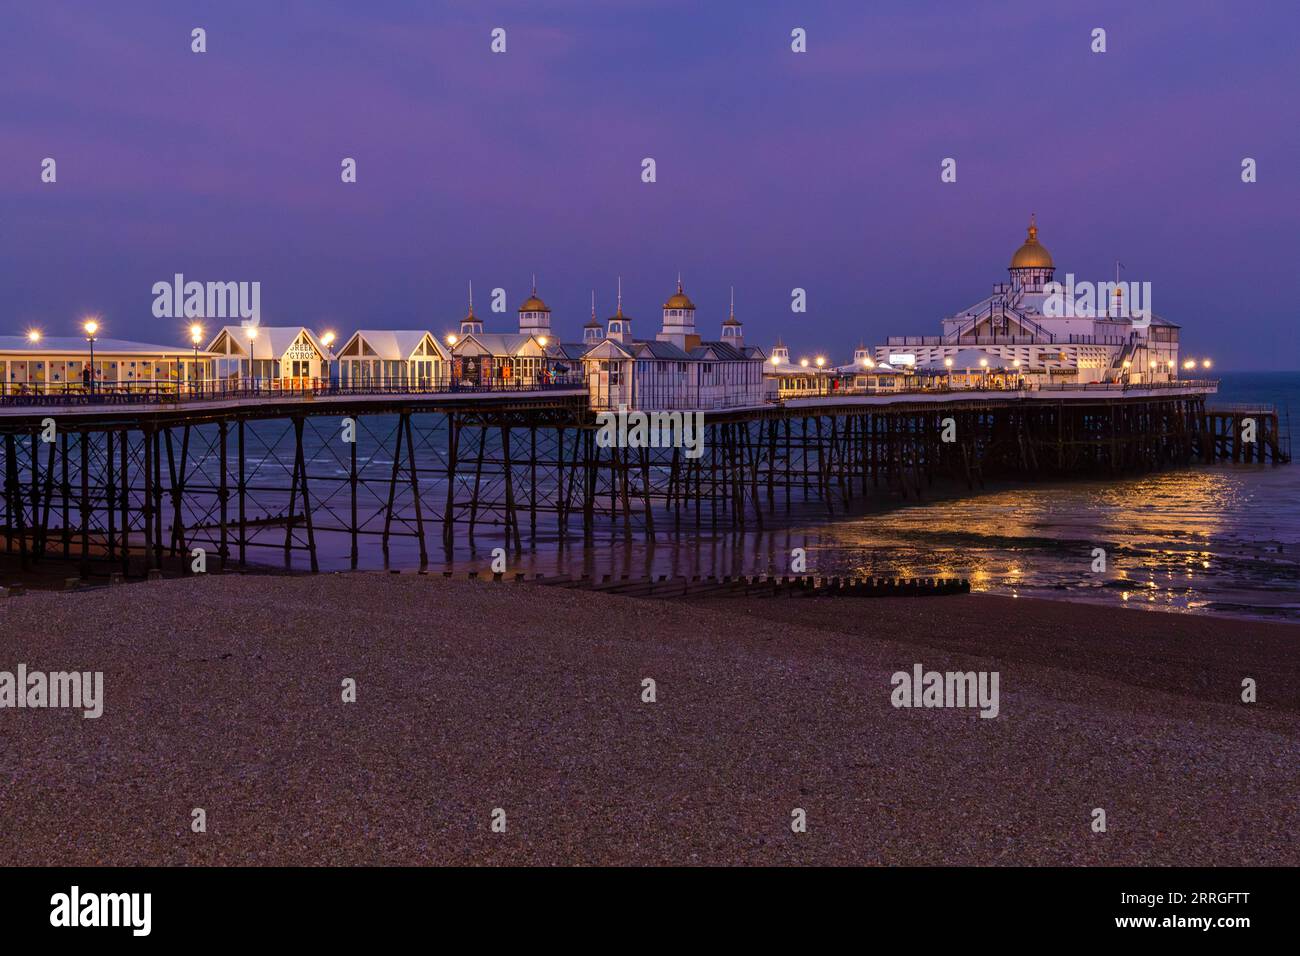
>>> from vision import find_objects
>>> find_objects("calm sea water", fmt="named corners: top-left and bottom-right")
top-left (232, 372), bottom-right (1298, 621)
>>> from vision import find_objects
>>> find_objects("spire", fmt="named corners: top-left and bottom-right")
top-left (676, 271), bottom-right (683, 294)
top-left (729, 286), bottom-right (735, 321)
top-left (1027, 212), bottom-right (1038, 243)
top-left (591, 290), bottom-right (596, 320)
top-left (616, 276), bottom-right (624, 317)
top-left (467, 280), bottom-right (474, 317)
top-left (531, 273), bottom-right (537, 295)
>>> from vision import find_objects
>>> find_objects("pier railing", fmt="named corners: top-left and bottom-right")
top-left (779, 379), bottom-right (1220, 398)
top-left (0, 375), bottom-right (588, 408)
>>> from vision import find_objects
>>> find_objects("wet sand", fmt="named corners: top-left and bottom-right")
top-left (1, 573), bottom-right (1296, 865)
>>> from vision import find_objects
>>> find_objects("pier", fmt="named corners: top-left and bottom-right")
top-left (3, 378), bottom-right (1283, 581)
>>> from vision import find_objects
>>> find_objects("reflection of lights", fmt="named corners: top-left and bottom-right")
top-left (1121, 591), bottom-right (1130, 601)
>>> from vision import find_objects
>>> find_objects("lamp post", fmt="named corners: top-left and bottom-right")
top-left (944, 356), bottom-right (953, 390)
top-left (190, 324), bottom-right (204, 395)
top-left (83, 319), bottom-right (99, 394)
top-left (245, 326), bottom-right (258, 391)
top-left (321, 331), bottom-right (336, 389)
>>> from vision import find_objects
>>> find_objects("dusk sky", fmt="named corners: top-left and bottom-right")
top-left (3, 0), bottom-right (1297, 369)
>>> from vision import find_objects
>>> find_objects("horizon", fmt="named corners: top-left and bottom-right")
top-left (3, 0), bottom-right (1298, 371)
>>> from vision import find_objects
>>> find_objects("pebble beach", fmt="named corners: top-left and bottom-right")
top-left (1, 573), bottom-right (1296, 866)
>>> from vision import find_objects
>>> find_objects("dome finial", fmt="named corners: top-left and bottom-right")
top-left (677, 271), bottom-right (683, 294)
top-left (729, 285), bottom-right (735, 320)
top-left (467, 280), bottom-right (475, 318)
top-left (1027, 213), bottom-right (1037, 242)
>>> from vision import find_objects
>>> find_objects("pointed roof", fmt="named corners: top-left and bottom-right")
top-left (722, 286), bottom-right (740, 325)
top-left (341, 330), bottom-right (448, 361)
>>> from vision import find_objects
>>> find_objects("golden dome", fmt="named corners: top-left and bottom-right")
top-left (663, 277), bottom-right (695, 310)
top-left (518, 295), bottom-right (549, 313)
top-left (1009, 215), bottom-right (1053, 270)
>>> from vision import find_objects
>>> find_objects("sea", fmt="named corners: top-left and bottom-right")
top-left (234, 371), bottom-right (1300, 622)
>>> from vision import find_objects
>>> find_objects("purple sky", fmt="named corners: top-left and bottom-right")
top-left (3, 0), bottom-right (1297, 369)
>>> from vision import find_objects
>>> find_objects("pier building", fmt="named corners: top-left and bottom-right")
top-left (335, 331), bottom-right (450, 388)
top-left (873, 218), bottom-right (1180, 384)
top-left (1, 335), bottom-right (216, 395)
top-left (206, 326), bottom-right (333, 387)
top-left (580, 279), bottom-right (768, 410)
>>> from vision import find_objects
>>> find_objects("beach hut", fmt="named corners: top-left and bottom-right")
top-left (206, 326), bottom-right (332, 387)
top-left (450, 332), bottom-right (549, 387)
top-left (335, 330), bottom-right (450, 389)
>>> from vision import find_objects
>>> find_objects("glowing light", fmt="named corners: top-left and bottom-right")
top-left (770, 354), bottom-right (780, 365)
top-left (446, 333), bottom-right (458, 345)
top-left (321, 331), bottom-right (336, 347)
top-left (1122, 360), bottom-right (1131, 369)
top-left (245, 326), bottom-right (257, 340)
top-left (537, 335), bottom-right (548, 347)
top-left (189, 324), bottom-right (204, 344)
top-left (83, 319), bottom-right (99, 337)
top-left (815, 356), bottom-right (825, 367)
top-left (1012, 359), bottom-right (1021, 367)
top-left (1183, 359), bottom-right (1196, 370)
top-left (862, 357), bottom-right (875, 368)
top-left (944, 357), bottom-right (953, 368)
top-left (26, 329), bottom-right (41, 343)
top-left (978, 358), bottom-right (988, 368)
top-left (799, 358), bottom-right (809, 368)
top-left (1201, 359), bottom-right (1211, 369)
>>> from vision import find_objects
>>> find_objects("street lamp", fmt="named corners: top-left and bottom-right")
top-left (244, 326), bottom-right (258, 389)
top-left (27, 329), bottom-right (41, 343)
top-left (83, 319), bottom-right (99, 393)
top-left (1201, 359), bottom-right (1212, 370)
top-left (321, 331), bottom-right (336, 388)
top-left (190, 324), bottom-right (204, 394)
top-left (944, 356), bottom-right (953, 389)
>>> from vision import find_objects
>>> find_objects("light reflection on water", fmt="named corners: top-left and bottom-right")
top-left (777, 466), bottom-right (1300, 620)
top-left (358, 464), bottom-right (1299, 623)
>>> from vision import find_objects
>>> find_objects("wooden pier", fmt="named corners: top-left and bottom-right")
top-left (0, 383), bottom-right (1286, 580)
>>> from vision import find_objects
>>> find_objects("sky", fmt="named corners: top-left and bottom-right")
top-left (2, 0), bottom-right (1298, 370)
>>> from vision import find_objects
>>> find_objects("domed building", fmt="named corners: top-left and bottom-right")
top-left (517, 278), bottom-right (551, 339)
top-left (579, 276), bottom-right (768, 410)
top-left (868, 217), bottom-right (1181, 385)
top-left (1008, 214), bottom-right (1054, 291)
